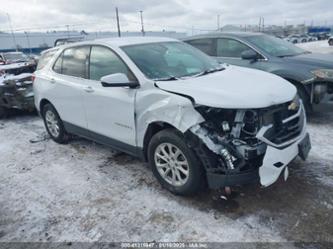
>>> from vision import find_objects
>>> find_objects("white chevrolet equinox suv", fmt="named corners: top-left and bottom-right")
top-left (34, 37), bottom-right (311, 196)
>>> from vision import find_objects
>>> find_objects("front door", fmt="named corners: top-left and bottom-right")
top-left (215, 38), bottom-right (269, 71)
top-left (83, 45), bottom-right (138, 147)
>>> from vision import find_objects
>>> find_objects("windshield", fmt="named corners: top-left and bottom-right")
top-left (246, 35), bottom-right (308, 57)
top-left (3, 53), bottom-right (27, 61)
top-left (122, 42), bottom-right (221, 80)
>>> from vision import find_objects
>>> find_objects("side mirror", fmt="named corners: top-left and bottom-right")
top-left (101, 73), bottom-right (139, 88)
top-left (241, 50), bottom-right (260, 61)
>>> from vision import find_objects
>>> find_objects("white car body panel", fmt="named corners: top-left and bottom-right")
top-left (135, 85), bottom-right (205, 147)
top-left (82, 79), bottom-right (137, 146)
top-left (156, 65), bottom-right (297, 109)
top-left (259, 139), bottom-right (302, 187)
top-left (34, 70), bottom-right (87, 128)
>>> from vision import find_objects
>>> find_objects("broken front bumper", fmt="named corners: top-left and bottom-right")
top-left (256, 103), bottom-right (310, 187)
top-left (206, 103), bottom-right (311, 189)
top-left (259, 132), bottom-right (310, 187)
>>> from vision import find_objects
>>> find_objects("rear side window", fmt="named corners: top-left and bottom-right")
top-left (53, 46), bottom-right (90, 78)
top-left (38, 49), bottom-right (59, 70)
top-left (89, 46), bottom-right (135, 81)
top-left (216, 38), bottom-right (251, 58)
top-left (186, 39), bottom-right (215, 56)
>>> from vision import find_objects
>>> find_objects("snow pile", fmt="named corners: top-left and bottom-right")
top-left (297, 40), bottom-right (333, 54)
top-left (0, 62), bottom-right (32, 71)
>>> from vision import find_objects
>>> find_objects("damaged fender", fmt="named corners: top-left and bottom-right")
top-left (135, 88), bottom-right (204, 147)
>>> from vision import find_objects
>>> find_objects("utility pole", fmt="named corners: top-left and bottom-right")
top-left (258, 17), bottom-right (262, 32)
top-left (24, 31), bottom-right (32, 55)
top-left (6, 13), bottom-right (18, 51)
top-left (66, 25), bottom-right (70, 38)
top-left (262, 17), bottom-right (265, 32)
top-left (217, 14), bottom-right (220, 31)
top-left (115, 7), bottom-right (121, 37)
top-left (140, 11), bottom-right (145, 36)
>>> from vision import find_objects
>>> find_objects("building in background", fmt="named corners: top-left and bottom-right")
top-left (0, 30), bottom-right (187, 54)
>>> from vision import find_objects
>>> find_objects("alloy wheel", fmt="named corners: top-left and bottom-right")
top-left (45, 110), bottom-right (60, 138)
top-left (154, 143), bottom-right (190, 187)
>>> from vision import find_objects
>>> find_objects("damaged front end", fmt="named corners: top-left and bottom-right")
top-left (0, 74), bottom-right (35, 113)
top-left (187, 98), bottom-right (310, 189)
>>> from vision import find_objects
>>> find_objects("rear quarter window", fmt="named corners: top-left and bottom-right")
top-left (52, 46), bottom-right (90, 79)
top-left (37, 49), bottom-right (59, 70)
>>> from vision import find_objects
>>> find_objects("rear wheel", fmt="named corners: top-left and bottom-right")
top-left (329, 39), bottom-right (333, 46)
top-left (42, 104), bottom-right (69, 144)
top-left (148, 129), bottom-right (206, 196)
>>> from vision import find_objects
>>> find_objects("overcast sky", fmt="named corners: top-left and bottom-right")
top-left (0, 0), bottom-right (332, 33)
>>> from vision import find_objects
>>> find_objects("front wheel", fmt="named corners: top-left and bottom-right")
top-left (329, 40), bottom-right (333, 46)
top-left (42, 104), bottom-right (69, 144)
top-left (148, 129), bottom-right (206, 196)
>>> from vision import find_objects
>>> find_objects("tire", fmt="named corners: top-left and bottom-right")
top-left (42, 104), bottom-right (69, 144)
top-left (148, 129), bottom-right (206, 196)
top-left (329, 40), bottom-right (333, 46)
top-left (0, 106), bottom-right (7, 119)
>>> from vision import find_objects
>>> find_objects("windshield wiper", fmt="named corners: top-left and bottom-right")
top-left (196, 67), bottom-right (225, 77)
top-left (154, 76), bottom-right (179, 81)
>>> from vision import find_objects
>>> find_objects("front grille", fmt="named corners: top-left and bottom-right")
top-left (257, 102), bottom-right (305, 147)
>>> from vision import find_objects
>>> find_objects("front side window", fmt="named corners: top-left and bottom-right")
top-left (217, 38), bottom-right (252, 58)
top-left (122, 42), bottom-right (220, 80)
top-left (89, 46), bottom-right (134, 81)
top-left (246, 35), bottom-right (308, 57)
top-left (53, 46), bottom-right (90, 78)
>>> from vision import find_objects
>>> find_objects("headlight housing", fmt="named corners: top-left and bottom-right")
top-left (288, 94), bottom-right (301, 111)
top-left (311, 69), bottom-right (333, 80)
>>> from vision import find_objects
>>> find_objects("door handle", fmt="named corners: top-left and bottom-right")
top-left (83, 86), bottom-right (94, 93)
top-left (50, 78), bottom-right (56, 84)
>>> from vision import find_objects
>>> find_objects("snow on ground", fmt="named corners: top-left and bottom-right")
top-left (0, 116), bottom-right (284, 243)
top-left (0, 103), bottom-right (333, 244)
top-left (297, 40), bottom-right (333, 54)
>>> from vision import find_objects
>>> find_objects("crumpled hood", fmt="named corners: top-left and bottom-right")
top-left (156, 65), bottom-right (296, 109)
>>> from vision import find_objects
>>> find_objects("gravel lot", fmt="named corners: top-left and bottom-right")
top-left (0, 101), bottom-right (332, 244)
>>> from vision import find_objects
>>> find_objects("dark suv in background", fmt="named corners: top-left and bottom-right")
top-left (184, 32), bottom-right (333, 112)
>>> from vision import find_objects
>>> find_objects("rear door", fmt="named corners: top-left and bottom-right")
top-left (83, 45), bottom-right (138, 146)
top-left (48, 46), bottom-right (90, 128)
